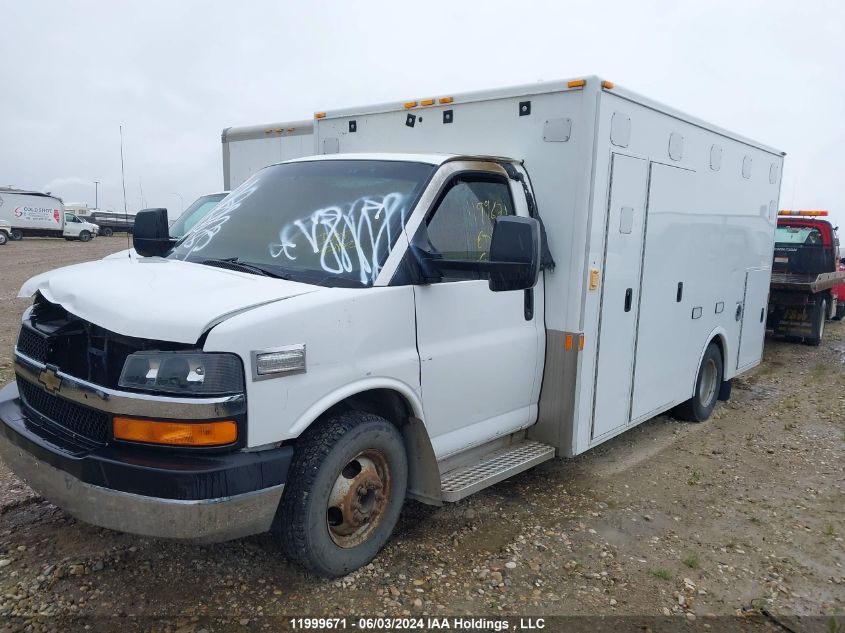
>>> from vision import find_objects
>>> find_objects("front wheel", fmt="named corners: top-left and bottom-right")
top-left (276, 412), bottom-right (407, 577)
top-left (0, 231), bottom-right (7, 245)
top-left (673, 343), bottom-right (723, 422)
top-left (78, 230), bottom-right (92, 242)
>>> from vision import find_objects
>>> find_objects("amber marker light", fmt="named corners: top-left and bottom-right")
top-left (113, 417), bottom-right (237, 447)
top-left (567, 79), bottom-right (586, 89)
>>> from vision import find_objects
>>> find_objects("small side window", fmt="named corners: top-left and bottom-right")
top-left (742, 155), bottom-right (752, 179)
top-left (710, 145), bottom-right (722, 171)
top-left (421, 176), bottom-right (515, 279)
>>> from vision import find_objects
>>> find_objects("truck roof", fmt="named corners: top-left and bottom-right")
top-left (285, 152), bottom-right (456, 166)
top-left (221, 119), bottom-right (313, 143)
top-left (315, 75), bottom-right (785, 158)
top-left (0, 187), bottom-right (61, 200)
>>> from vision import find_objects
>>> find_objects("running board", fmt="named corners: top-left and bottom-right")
top-left (440, 440), bottom-right (555, 502)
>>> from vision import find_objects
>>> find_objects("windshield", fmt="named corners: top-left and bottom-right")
top-left (168, 193), bottom-right (228, 238)
top-left (775, 225), bottom-right (822, 245)
top-left (168, 160), bottom-right (435, 287)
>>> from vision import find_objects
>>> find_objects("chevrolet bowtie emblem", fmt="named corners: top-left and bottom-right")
top-left (38, 368), bottom-right (62, 394)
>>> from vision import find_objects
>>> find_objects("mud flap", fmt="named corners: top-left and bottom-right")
top-left (718, 379), bottom-right (732, 401)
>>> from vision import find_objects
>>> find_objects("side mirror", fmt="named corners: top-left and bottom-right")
top-left (488, 216), bottom-right (541, 292)
top-left (133, 208), bottom-right (174, 257)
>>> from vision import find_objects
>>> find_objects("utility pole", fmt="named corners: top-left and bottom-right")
top-left (93, 180), bottom-right (100, 209)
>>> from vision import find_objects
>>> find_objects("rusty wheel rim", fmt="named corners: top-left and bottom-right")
top-left (326, 449), bottom-right (391, 548)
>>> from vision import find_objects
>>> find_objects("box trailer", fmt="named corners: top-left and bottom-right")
top-left (221, 120), bottom-right (313, 190)
top-left (2, 77), bottom-right (783, 578)
top-left (0, 188), bottom-right (98, 241)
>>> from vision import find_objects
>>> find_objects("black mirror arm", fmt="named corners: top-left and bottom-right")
top-left (501, 162), bottom-right (556, 272)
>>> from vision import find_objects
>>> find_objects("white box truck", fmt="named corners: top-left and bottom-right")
top-left (222, 120), bottom-right (313, 190)
top-left (0, 188), bottom-right (98, 241)
top-left (1, 77), bottom-right (783, 578)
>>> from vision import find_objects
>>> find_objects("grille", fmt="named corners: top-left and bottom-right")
top-left (16, 326), bottom-right (49, 363)
top-left (17, 378), bottom-right (110, 445)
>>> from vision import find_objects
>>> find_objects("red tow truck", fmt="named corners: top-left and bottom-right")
top-left (768, 210), bottom-right (845, 345)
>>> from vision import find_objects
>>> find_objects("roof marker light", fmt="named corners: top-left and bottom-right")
top-left (438, 96), bottom-right (453, 104)
top-left (420, 98), bottom-right (435, 106)
top-left (403, 101), bottom-right (418, 109)
top-left (315, 112), bottom-right (327, 119)
top-left (602, 80), bottom-right (615, 89)
top-left (567, 79), bottom-right (586, 89)
top-left (779, 210), bottom-right (829, 217)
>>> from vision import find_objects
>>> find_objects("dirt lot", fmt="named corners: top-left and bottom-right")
top-left (0, 238), bottom-right (842, 631)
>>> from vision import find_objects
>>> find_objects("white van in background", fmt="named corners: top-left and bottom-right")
top-left (0, 188), bottom-right (98, 241)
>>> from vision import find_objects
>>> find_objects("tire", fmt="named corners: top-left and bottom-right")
top-left (10, 229), bottom-right (23, 241)
top-left (0, 231), bottom-right (7, 246)
top-left (834, 302), bottom-right (845, 321)
top-left (277, 412), bottom-right (407, 577)
top-left (673, 343), bottom-right (723, 422)
top-left (101, 227), bottom-right (114, 237)
top-left (807, 298), bottom-right (826, 346)
top-left (78, 230), bottom-right (91, 242)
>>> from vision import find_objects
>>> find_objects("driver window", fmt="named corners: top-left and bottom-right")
top-left (64, 213), bottom-right (77, 223)
top-left (425, 176), bottom-right (515, 263)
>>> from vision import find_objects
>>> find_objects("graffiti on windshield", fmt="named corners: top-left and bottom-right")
top-left (269, 192), bottom-right (407, 285)
top-left (177, 180), bottom-right (259, 257)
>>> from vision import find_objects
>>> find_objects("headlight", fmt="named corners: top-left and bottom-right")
top-left (119, 351), bottom-right (244, 396)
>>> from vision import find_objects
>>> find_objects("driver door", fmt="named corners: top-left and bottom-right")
top-left (410, 165), bottom-right (543, 459)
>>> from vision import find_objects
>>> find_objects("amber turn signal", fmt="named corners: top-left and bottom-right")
top-left (113, 417), bottom-right (238, 447)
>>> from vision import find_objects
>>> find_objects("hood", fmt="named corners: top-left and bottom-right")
top-left (19, 257), bottom-right (319, 344)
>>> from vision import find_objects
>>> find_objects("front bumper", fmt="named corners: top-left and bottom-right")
top-left (0, 381), bottom-right (292, 542)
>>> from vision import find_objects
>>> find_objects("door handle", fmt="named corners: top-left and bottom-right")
top-left (676, 282), bottom-right (683, 302)
top-left (624, 288), bottom-right (633, 312)
top-left (524, 289), bottom-right (534, 321)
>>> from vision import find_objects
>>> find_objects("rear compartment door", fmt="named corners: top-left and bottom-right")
top-left (737, 268), bottom-right (770, 370)
top-left (591, 154), bottom-right (649, 440)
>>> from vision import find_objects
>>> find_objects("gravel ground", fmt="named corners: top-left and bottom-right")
top-left (0, 238), bottom-right (842, 631)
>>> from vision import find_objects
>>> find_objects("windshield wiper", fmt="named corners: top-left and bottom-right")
top-left (201, 258), bottom-right (294, 280)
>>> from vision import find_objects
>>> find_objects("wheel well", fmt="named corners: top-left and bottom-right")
top-left (321, 388), bottom-right (413, 428)
top-left (709, 335), bottom-right (725, 365)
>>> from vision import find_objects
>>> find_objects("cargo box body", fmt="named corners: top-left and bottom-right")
top-left (221, 120), bottom-right (314, 190)
top-left (313, 77), bottom-right (784, 456)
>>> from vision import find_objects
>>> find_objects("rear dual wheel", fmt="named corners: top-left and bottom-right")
top-left (807, 298), bottom-right (826, 346)
top-left (277, 412), bottom-right (407, 577)
top-left (673, 342), bottom-right (723, 422)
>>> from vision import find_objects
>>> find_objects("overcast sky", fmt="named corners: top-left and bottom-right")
top-left (1, 0), bottom-right (843, 226)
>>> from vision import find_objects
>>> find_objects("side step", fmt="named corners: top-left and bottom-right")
top-left (440, 440), bottom-right (555, 503)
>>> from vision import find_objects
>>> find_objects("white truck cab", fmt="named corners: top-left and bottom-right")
top-left (0, 77), bottom-right (783, 577)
